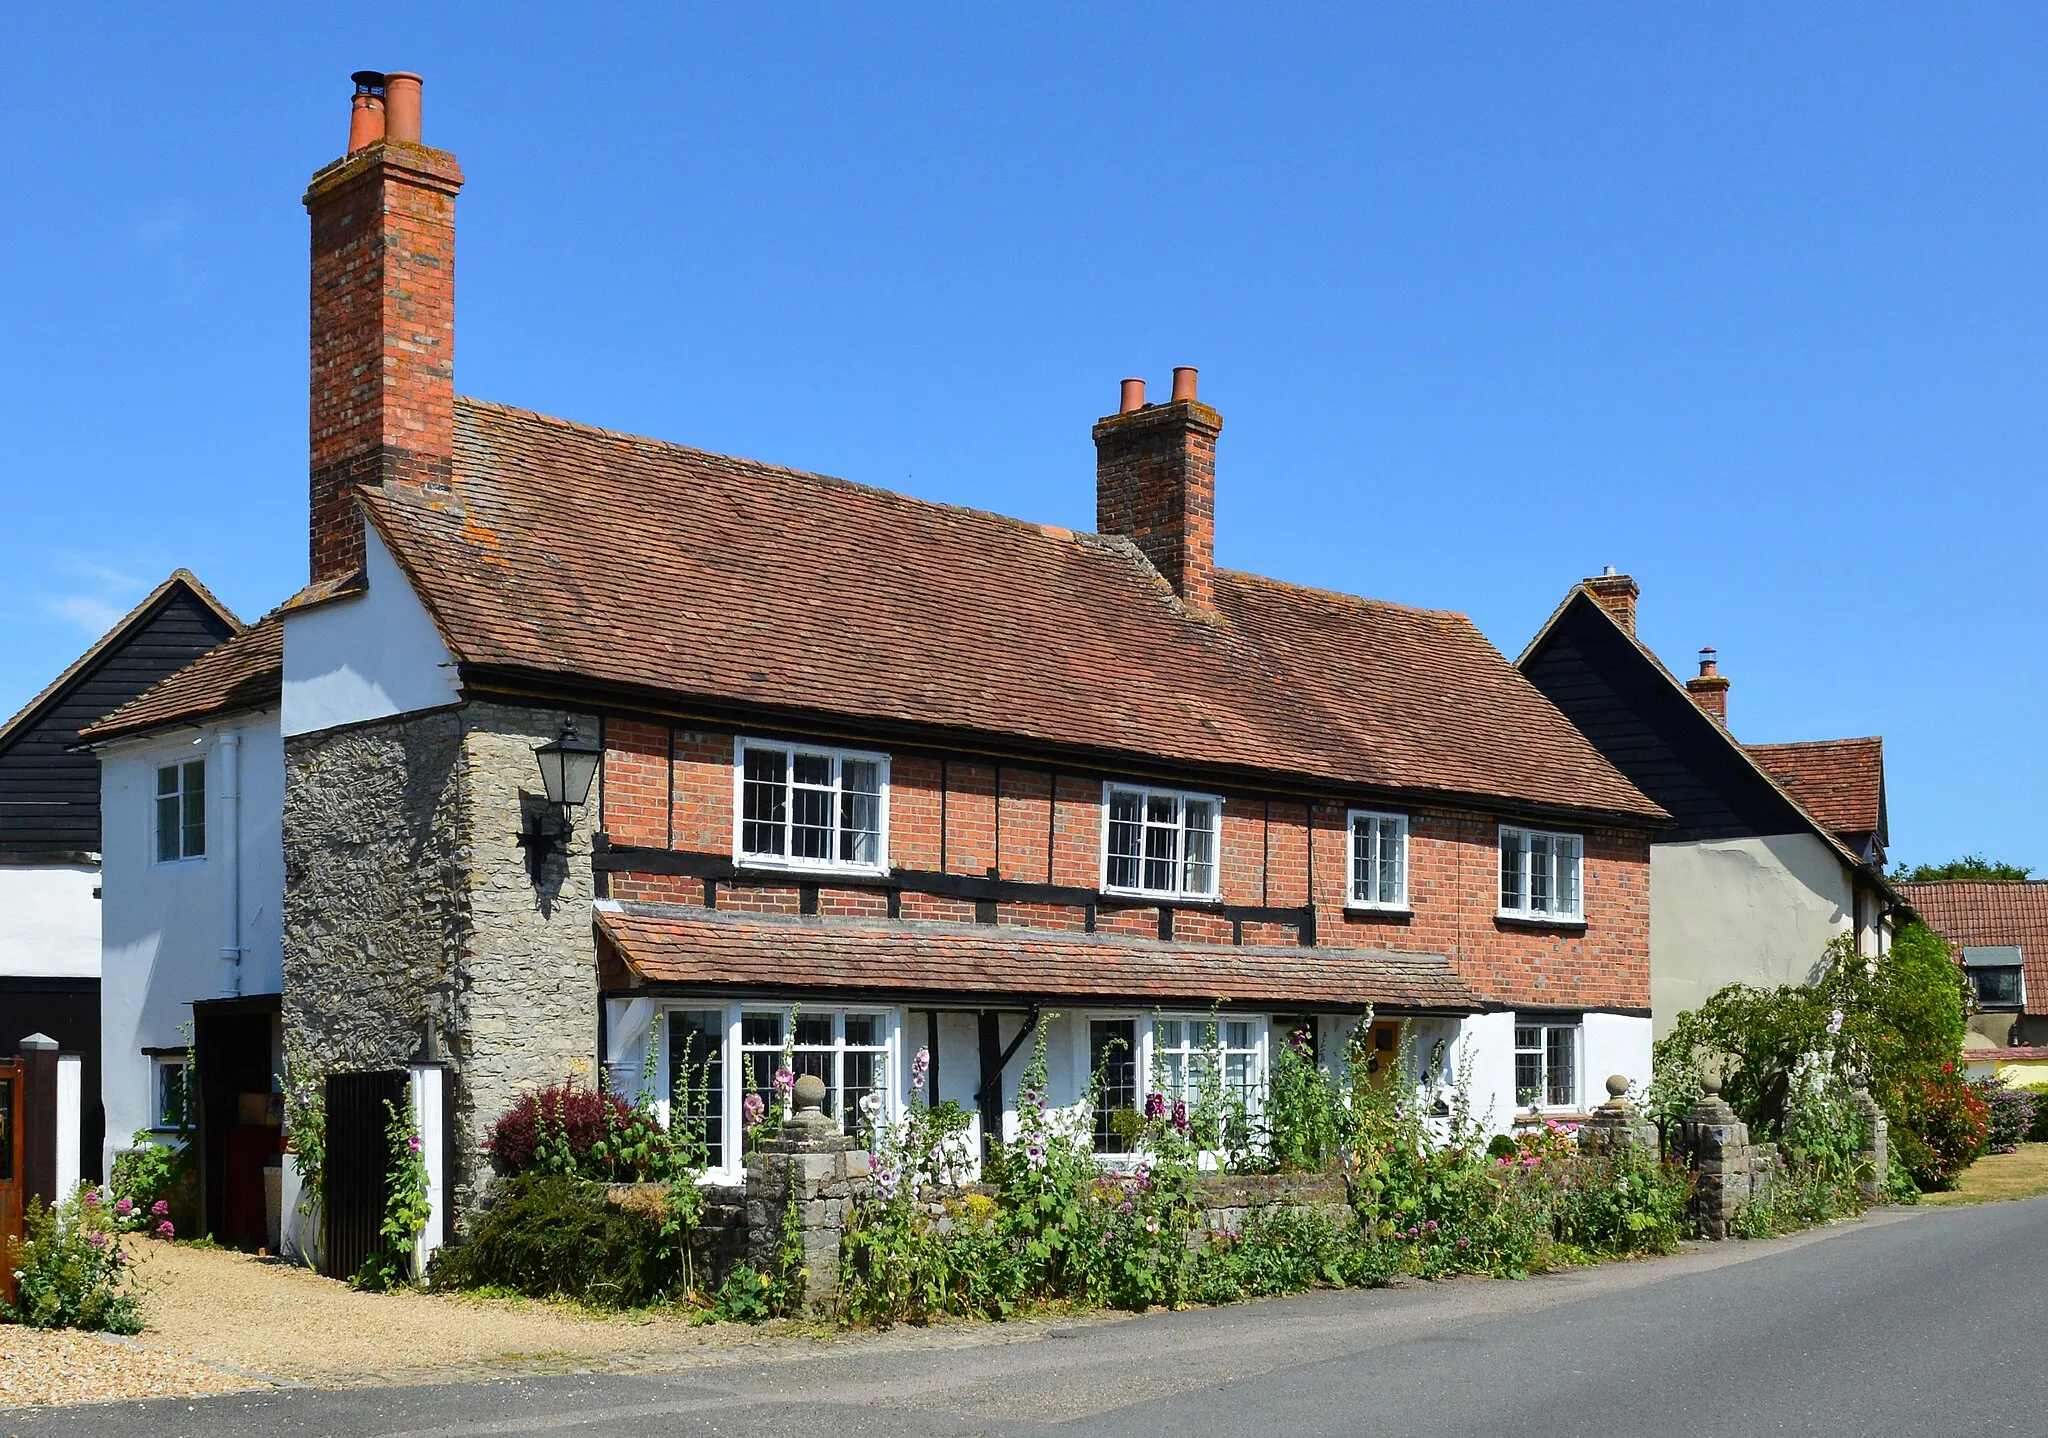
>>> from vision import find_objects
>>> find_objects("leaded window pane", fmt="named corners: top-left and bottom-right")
top-left (1091, 1019), bottom-right (1137, 1154)
top-left (1106, 790), bottom-right (1143, 890)
top-left (741, 749), bottom-right (788, 856)
top-left (1557, 836), bottom-right (1581, 917)
top-left (1142, 800), bottom-right (1179, 893)
top-left (156, 789), bottom-right (181, 863)
top-left (1182, 799), bottom-right (1216, 894)
top-left (840, 759), bottom-right (882, 864)
top-left (1378, 818), bottom-right (1402, 902)
top-left (668, 1011), bottom-right (726, 1169)
top-left (1500, 832), bottom-right (1524, 910)
top-left (180, 761), bottom-right (206, 857)
top-left (1529, 833), bottom-right (1553, 912)
top-left (1545, 1027), bottom-right (1576, 1107)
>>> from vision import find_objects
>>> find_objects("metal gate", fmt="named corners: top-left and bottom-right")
top-left (323, 1070), bottom-right (406, 1281)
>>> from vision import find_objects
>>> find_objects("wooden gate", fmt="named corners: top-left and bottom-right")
top-left (322, 1070), bottom-right (406, 1281)
top-left (0, 1057), bottom-right (21, 1307)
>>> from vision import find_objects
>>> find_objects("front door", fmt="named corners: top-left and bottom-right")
top-left (0, 1058), bottom-right (24, 1306)
top-left (1360, 1020), bottom-right (1406, 1089)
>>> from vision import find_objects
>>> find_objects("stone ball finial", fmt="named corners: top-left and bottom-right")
top-left (1700, 1072), bottom-right (1723, 1098)
top-left (793, 1072), bottom-right (827, 1113)
top-left (1606, 1074), bottom-right (1629, 1099)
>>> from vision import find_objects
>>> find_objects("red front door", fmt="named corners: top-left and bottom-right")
top-left (0, 1059), bottom-right (24, 1307)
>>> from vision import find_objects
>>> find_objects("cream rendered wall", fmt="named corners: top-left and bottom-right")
top-left (0, 865), bottom-right (100, 979)
top-left (281, 525), bottom-right (461, 738)
top-left (1650, 833), bottom-right (1854, 1039)
top-left (97, 710), bottom-right (285, 1172)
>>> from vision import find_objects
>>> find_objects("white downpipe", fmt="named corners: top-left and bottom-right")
top-left (218, 731), bottom-right (242, 997)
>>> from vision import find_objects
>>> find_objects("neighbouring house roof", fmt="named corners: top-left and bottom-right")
top-left (1516, 583), bottom-right (1888, 890)
top-left (345, 397), bottom-right (1663, 825)
top-left (1745, 738), bottom-right (1887, 849)
top-left (1, 570), bottom-right (242, 858)
top-left (79, 617), bottom-right (284, 744)
top-left (595, 900), bottom-right (1482, 1013)
top-left (1899, 880), bottom-right (2048, 1017)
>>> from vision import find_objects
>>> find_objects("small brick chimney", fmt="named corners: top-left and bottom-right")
top-left (1093, 367), bottom-right (1221, 613)
top-left (1688, 648), bottom-right (1731, 729)
top-left (1585, 568), bottom-right (1639, 636)
top-left (304, 70), bottom-right (464, 584)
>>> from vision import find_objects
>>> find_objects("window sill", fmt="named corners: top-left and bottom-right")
top-left (1100, 888), bottom-right (1222, 907)
top-left (732, 857), bottom-right (890, 882)
top-left (1494, 912), bottom-right (1587, 931)
top-left (1344, 904), bottom-right (1413, 920)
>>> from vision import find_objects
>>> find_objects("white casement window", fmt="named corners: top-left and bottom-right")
top-left (1514, 1019), bottom-right (1580, 1110)
top-left (1348, 810), bottom-right (1409, 909)
top-left (733, 739), bottom-right (888, 873)
top-left (154, 759), bottom-right (206, 863)
top-left (739, 1008), bottom-right (893, 1139)
top-left (151, 1056), bottom-right (191, 1130)
top-left (1498, 826), bottom-right (1583, 921)
top-left (1085, 1014), bottom-right (1270, 1156)
top-left (1101, 784), bottom-right (1221, 899)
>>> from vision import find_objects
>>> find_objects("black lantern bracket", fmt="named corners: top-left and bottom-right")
top-left (519, 721), bottom-right (602, 865)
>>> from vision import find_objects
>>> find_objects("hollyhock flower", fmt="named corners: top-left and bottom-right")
top-left (1828, 1009), bottom-right (1845, 1036)
top-left (1424, 1220), bottom-right (1437, 1232)
top-left (1171, 1101), bottom-right (1189, 1134)
top-left (407, 1134), bottom-right (422, 1154)
top-left (1144, 1092), bottom-right (1166, 1121)
top-left (156, 1221), bottom-right (176, 1240)
top-left (742, 1092), bottom-right (767, 1129)
top-left (910, 1047), bottom-right (931, 1095)
top-left (773, 1067), bottom-right (796, 1096)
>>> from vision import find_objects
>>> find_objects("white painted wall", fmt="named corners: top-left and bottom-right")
top-left (96, 709), bottom-right (285, 1171)
top-left (1582, 1012), bottom-right (1653, 1102)
top-left (1455, 1011), bottom-right (1519, 1135)
top-left (1650, 833), bottom-right (1855, 1038)
top-left (282, 524), bottom-right (461, 738)
top-left (0, 865), bottom-right (100, 979)
top-left (56, 1052), bottom-right (81, 1200)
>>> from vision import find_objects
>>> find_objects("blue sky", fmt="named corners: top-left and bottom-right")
top-left (3, 5), bottom-right (2042, 872)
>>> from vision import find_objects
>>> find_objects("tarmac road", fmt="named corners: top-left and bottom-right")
top-left (10, 1196), bottom-right (2042, 1437)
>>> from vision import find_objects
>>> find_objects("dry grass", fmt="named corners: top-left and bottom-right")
top-left (1921, 1141), bottom-right (2048, 1206)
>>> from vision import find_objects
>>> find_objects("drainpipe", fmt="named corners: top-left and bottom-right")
top-left (218, 731), bottom-right (242, 997)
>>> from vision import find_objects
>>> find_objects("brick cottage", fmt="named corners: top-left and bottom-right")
top-left (92, 72), bottom-right (1666, 1232)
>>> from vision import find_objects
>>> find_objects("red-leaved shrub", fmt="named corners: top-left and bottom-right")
top-left (1900, 1066), bottom-right (1990, 1189)
top-left (490, 1084), bottom-right (630, 1176)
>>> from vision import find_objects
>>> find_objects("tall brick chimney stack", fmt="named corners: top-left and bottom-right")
top-left (1093, 367), bottom-right (1221, 614)
top-left (304, 70), bottom-right (464, 585)
top-left (1688, 648), bottom-right (1731, 729)
top-left (1585, 568), bottom-right (1639, 636)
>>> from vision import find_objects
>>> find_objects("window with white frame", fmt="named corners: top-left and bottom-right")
top-left (1348, 810), bottom-right (1409, 909)
top-left (151, 1057), bottom-right (190, 1130)
top-left (734, 739), bottom-right (887, 872)
top-left (738, 1008), bottom-right (891, 1139)
top-left (1102, 784), bottom-right (1220, 899)
top-left (1498, 826), bottom-right (1583, 921)
top-left (1152, 1016), bottom-right (1263, 1122)
top-left (665, 1011), bottom-right (727, 1170)
top-left (1089, 1018), bottom-right (1140, 1154)
top-left (155, 759), bottom-right (206, 863)
top-left (1514, 1019), bottom-right (1580, 1109)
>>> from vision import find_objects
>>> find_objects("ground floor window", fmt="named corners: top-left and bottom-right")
top-left (1514, 1019), bottom-right (1580, 1109)
top-left (1089, 1019), bottom-right (1139, 1154)
top-left (1153, 1017), bottom-right (1262, 1119)
top-left (152, 1056), bottom-right (190, 1131)
top-left (665, 1011), bottom-right (727, 1170)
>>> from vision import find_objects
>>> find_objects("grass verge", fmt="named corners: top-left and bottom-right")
top-left (1922, 1142), bottom-right (2048, 1206)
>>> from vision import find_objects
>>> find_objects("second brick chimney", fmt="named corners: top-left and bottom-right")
top-left (1585, 568), bottom-right (1639, 636)
top-left (1093, 368), bottom-right (1221, 614)
top-left (1688, 648), bottom-right (1731, 729)
top-left (304, 70), bottom-right (465, 585)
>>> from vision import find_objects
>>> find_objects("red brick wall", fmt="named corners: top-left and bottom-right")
top-left (599, 722), bottom-right (1650, 1010)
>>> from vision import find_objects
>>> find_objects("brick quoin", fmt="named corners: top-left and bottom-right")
top-left (601, 722), bottom-right (1652, 1012)
top-left (304, 128), bottom-right (463, 584)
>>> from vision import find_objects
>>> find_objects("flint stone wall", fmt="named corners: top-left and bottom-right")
top-left (284, 701), bottom-right (600, 1225)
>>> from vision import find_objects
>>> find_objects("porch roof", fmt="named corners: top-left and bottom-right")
top-left (594, 900), bottom-right (1481, 1014)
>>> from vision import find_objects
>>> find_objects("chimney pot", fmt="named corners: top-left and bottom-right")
top-left (1171, 366), bottom-right (1199, 402)
top-left (383, 72), bottom-right (423, 144)
top-left (1697, 647), bottom-right (1718, 678)
top-left (1119, 378), bottom-right (1146, 414)
top-left (347, 72), bottom-right (387, 153)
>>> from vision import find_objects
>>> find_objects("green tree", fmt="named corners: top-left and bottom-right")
top-left (1892, 854), bottom-right (2034, 883)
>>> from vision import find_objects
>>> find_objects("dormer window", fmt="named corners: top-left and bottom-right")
top-left (733, 739), bottom-right (888, 873)
top-left (1963, 947), bottom-right (2026, 1012)
top-left (1101, 783), bottom-right (1220, 900)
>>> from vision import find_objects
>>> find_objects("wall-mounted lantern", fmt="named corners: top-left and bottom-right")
top-left (518, 722), bottom-right (601, 866)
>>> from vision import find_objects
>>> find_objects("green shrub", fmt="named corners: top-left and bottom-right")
top-left (3, 1190), bottom-right (143, 1334)
top-left (2020, 1085), bottom-right (2048, 1144)
top-left (430, 1174), bottom-right (683, 1307)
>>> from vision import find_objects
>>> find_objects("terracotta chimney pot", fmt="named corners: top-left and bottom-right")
top-left (347, 71), bottom-right (386, 153)
top-left (383, 72), bottom-right (423, 144)
top-left (1687, 647), bottom-right (1732, 729)
top-left (1171, 366), bottom-right (1199, 402)
top-left (1120, 378), bottom-right (1146, 414)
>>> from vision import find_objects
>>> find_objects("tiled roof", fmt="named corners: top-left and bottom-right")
top-left (1899, 880), bottom-right (2048, 1017)
top-left (1745, 738), bottom-right (1885, 840)
top-left (358, 398), bottom-right (1663, 823)
top-left (0, 570), bottom-right (241, 753)
top-left (79, 618), bottom-right (284, 743)
top-left (596, 901), bottom-right (1481, 1012)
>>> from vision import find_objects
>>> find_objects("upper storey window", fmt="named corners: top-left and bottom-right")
top-left (1102, 784), bottom-right (1220, 900)
top-left (1348, 810), bottom-right (1409, 910)
top-left (1499, 826), bottom-right (1583, 922)
top-left (155, 759), bottom-right (206, 863)
top-left (734, 739), bottom-right (888, 873)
